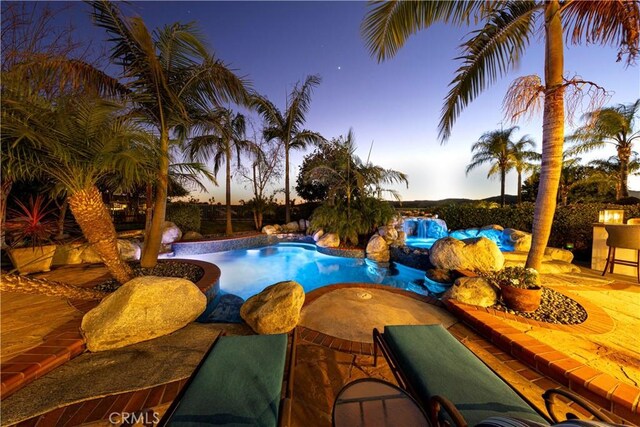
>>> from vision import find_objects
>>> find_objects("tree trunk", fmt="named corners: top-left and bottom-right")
top-left (517, 171), bottom-right (522, 204)
top-left (0, 273), bottom-right (108, 300)
top-left (284, 140), bottom-right (291, 224)
top-left (618, 143), bottom-right (631, 199)
top-left (145, 183), bottom-right (154, 232)
top-left (67, 186), bottom-right (134, 284)
top-left (141, 133), bottom-right (169, 268)
top-left (226, 145), bottom-right (233, 236)
top-left (526, 0), bottom-right (565, 271)
top-left (56, 197), bottom-right (68, 239)
top-left (500, 166), bottom-right (506, 207)
top-left (1, 179), bottom-right (12, 249)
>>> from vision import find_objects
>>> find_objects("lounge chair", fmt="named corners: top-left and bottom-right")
top-left (373, 324), bottom-right (616, 427)
top-left (160, 330), bottom-right (297, 427)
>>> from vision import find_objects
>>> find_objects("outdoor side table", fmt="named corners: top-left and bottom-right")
top-left (332, 378), bottom-right (430, 427)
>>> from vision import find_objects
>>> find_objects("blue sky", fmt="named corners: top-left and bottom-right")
top-left (50, 1), bottom-right (639, 202)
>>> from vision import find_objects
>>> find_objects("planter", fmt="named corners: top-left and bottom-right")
top-left (8, 245), bottom-right (57, 274)
top-left (500, 284), bottom-right (542, 312)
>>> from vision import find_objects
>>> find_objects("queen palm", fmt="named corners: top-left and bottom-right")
top-left (189, 109), bottom-right (256, 235)
top-left (2, 95), bottom-right (155, 284)
top-left (91, 0), bottom-right (249, 267)
top-left (509, 136), bottom-right (539, 203)
top-left (251, 75), bottom-right (325, 223)
top-left (567, 99), bottom-right (640, 200)
top-left (589, 155), bottom-right (640, 200)
top-left (466, 127), bottom-right (518, 207)
top-left (362, 1), bottom-right (639, 269)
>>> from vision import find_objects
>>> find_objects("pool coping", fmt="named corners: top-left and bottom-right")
top-left (0, 259), bottom-right (221, 401)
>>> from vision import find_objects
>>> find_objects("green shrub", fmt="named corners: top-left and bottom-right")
top-left (166, 203), bottom-right (201, 232)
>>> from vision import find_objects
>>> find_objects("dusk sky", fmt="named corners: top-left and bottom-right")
top-left (52, 1), bottom-right (639, 203)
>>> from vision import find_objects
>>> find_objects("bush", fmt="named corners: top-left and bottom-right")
top-left (166, 203), bottom-right (201, 232)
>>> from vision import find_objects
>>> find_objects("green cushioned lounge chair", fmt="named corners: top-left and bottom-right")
top-left (160, 330), bottom-right (297, 427)
top-left (373, 325), bottom-right (617, 427)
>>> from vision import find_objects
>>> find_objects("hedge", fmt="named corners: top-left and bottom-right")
top-left (431, 202), bottom-right (640, 252)
top-left (166, 203), bottom-right (202, 232)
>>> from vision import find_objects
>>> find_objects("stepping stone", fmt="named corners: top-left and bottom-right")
top-left (206, 294), bottom-right (245, 323)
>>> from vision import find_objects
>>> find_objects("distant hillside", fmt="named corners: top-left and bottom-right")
top-left (392, 194), bottom-right (518, 208)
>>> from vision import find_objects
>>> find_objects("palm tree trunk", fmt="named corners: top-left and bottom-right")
top-left (67, 186), bottom-right (134, 284)
top-left (618, 144), bottom-right (631, 199)
top-left (284, 140), bottom-right (291, 223)
top-left (526, 0), bottom-right (565, 271)
top-left (517, 171), bottom-right (522, 204)
top-left (500, 166), bottom-right (506, 207)
top-left (145, 183), bottom-right (154, 232)
top-left (1, 179), bottom-right (12, 249)
top-left (0, 273), bottom-right (108, 300)
top-left (141, 133), bottom-right (169, 268)
top-left (56, 197), bottom-right (68, 239)
top-left (226, 145), bottom-right (233, 236)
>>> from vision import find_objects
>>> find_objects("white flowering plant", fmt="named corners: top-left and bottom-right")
top-left (485, 266), bottom-right (540, 289)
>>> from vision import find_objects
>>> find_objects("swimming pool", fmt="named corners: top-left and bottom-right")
top-left (176, 242), bottom-right (428, 299)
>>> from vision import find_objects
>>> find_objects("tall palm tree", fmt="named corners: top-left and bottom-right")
top-left (251, 75), bottom-right (325, 223)
top-left (567, 99), bottom-right (640, 200)
top-left (589, 155), bottom-right (640, 200)
top-left (189, 109), bottom-right (256, 235)
top-left (2, 94), bottom-right (155, 283)
top-left (509, 136), bottom-right (539, 203)
top-left (362, 1), bottom-right (639, 269)
top-left (466, 127), bottom-right (519, 207)
top-left (91, 0), bottom-right (249, 267)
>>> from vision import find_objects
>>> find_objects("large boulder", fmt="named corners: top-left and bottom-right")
top-left (394, 230), bottom-right (407, 246)
top-left (182, 231), bottom-right (204, 241)
top-left (283, 221), bottom-right (300, 232)
top-left (444, 277), bottom-right (498, 308)
top-left (82, 276), bottom-right (206, 352)
top-left (477, 225), bottom-right (503, 246)
top-left (240, 281), bottom-right (305, 334)
top-left (161, 221), bottom-right (182, 245)
top-left (423, 218), bottom-right (448, 239)
top-left (117, 239), bottom-right (141, 261)
top-left (544, 247), bottom-right (574, 263)
top-left (262, 225), bottom-right (278, 235)
top-left (502, 228), bottom-right (531, 252)
top-left (312, 229), bottom-right (325, 242)
top-left (429, 237), bottom-right (504, 273)
top-left (366, 235), bottom-right (390, 263)
top-left (377, 226), bottom-right (398, 244)
top-left (317, 233), bottom-right (339, 248)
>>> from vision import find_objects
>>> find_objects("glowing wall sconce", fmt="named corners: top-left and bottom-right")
top-left (598, 209), bottom-right (624, 224)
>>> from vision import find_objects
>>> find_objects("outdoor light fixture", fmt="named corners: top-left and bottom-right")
top-left (598, 209), bottom-right (624, 224)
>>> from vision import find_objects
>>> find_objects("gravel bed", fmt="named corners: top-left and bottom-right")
top-left (94, 261), bottom-right (204, 293)
top-left (491, 287), bottom-right (587, 325)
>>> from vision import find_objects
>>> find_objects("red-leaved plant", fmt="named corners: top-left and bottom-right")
top-left (5, 196), bottom-right (57, 248)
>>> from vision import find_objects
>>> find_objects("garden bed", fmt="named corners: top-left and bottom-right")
top-left (491, 287), bottom-right (587, 325)
top-left (94, 261), bottom-right (205, 293)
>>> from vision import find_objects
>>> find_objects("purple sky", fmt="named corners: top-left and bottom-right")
top-left (48, 1), bottom-right (639, 202)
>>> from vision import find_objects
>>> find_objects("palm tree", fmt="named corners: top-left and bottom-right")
top-left (466, 127), bottom-right (518, 207)
top-left (91, 0), bottom-right (249, 267)
top-left (589, 155), bottom-right (640, 200)
top-left (2, 95), bottom-right (155, 283)
top-left (362, 1), bottom-right (639, 270)
top-left (509, 136), bottom-right (538, 203)
top-left (567, 99), bottom-right (640, 200)
top-left (189, 109), bottom-right (256, 235)
top-left (251, 75), bottom-right (325, 224)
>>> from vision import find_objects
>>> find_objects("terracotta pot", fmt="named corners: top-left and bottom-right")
top-left (500, 284), bottom-right (542, 312)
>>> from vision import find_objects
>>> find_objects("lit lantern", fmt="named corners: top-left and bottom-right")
top-left (598, 209), bottom-right (625, 224)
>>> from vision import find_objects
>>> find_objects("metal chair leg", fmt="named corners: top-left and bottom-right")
top-left (602, 246), bottom-right (612, 276)
top-left (610, 248), bottom-right (616, 273)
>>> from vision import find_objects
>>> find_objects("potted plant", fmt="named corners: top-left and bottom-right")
top-left (487, 266), bottom-right (542, 312)
top-left (5, 196), bottom-right (58, 274)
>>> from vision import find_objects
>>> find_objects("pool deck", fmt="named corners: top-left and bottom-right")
top-left (1, 263), bottom-right (639, 425)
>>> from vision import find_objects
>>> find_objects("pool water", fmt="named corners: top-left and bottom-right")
top-left (405, 236), bottom-right (515, 252)
top-left (177, 242), bottom-right (428, 299)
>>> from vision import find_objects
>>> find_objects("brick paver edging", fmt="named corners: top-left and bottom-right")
top-left (299, 283), bottom-right (442, 355)
top-left (445, 299), bottom-right (640, 423)
top-left (0, 259), bottom-right (221, 401)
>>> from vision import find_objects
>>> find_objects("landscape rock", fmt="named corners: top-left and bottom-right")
top-left (161, 221), bottom-right (182, 245)
top-left (378, 226), bottom-right (398, 244)
top-left (283, 221), bottom-right (300, 232)
top-left (502, 228), bottom-right (531, 252)
top-left (477, 227), bottom-right (503, 245)
top-left (480, 224), bottom-right (504, 232)
top-left (182, 231), bottom-right (204, 241)
top-left (317, 233), bottom-right (339, 248)
top-left (444, 277), bottom-right (498, 307)
top-left (298, 219), bottom-right (307, 231)
top-left (424, 218), bottom-right (448, 239)
top-left (240, 281), bottom-right (305, 334)
top-left (503, 259), bottom-right (581, 274)
top-left (429, 237), bottom-right (504, 273)
top-left (425, 269), bottom-right (460, 284)
top-left (366, 235), bottom-right (390, 263)
top-left (394, 230), bottom-right (407, 246)
top-left (117, 239), bottom-right (141, 261)
top-left (262, 225), bottom-right (277, 235)
top-left (544, 247), bottom-right (574, 263)
top-left (82, 276), bottom-right (206, 352)
top-left (312, 229), bottom-right (325, 242)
